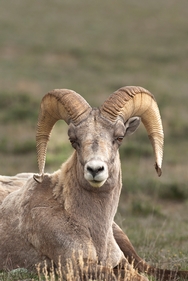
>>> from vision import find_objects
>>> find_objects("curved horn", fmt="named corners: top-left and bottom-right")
top-left (33, 89), bottom-right (91, 183)
top-left (100, 86), bottom-right (164, 176)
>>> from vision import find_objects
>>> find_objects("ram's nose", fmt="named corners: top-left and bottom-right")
top-left (86, 165), bottom-right (104, 178)
top-left (84, 160), bottom-right (108, 187)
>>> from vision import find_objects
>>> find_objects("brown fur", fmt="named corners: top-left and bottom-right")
top-left (0, 109), bottom-right (187, 280)
top-left (0, 111), bottom-right (148, 280)
top-left (0, 173), bottom-right (32, 204)
top-left (0, 171), bottom-right (188, 280)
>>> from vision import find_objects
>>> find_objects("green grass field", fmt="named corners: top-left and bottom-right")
top-left (0, 0), bottom-right (188, 280)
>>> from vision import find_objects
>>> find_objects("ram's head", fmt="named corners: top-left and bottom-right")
top-left (33, 86), bottom-right (164, 187)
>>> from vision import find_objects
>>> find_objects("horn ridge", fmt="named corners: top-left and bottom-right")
top-left (34, 89), bottom-right (91, 183)
top-left (49, 89), bottom-right (91, 125)
top-left (101, 86), bottom-right (155, 121)
top-left (100, 86), bottom-right (164, 176)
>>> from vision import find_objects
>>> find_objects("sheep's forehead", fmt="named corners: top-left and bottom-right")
top-left (76, 109), bottom-right (115, 140)
top-left (69, 109), bottom-right (125, 163)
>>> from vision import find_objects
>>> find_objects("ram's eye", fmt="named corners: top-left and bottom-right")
top-left (116, 136), bottom-right (124, 143)
top-left (69, 138), bottom-right (79, 149)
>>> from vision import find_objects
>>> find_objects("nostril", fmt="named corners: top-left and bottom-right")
top-left (87, 166), bottom-right (94, 174)
top-left (98, 166), bottom-right (104, 173)
top-left (87, 165), bottom-right (104, 178)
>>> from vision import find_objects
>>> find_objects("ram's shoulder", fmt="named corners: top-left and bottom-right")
top-left (0, 173), bottom-right (33, 203)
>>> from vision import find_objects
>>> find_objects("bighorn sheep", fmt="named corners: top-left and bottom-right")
top-left (0, 86), bottom-right (187, 280)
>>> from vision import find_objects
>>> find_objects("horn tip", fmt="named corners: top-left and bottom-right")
top-left (155, 163), bottom-right (162, 177)
top-left (33, 173), bottom-right (44, 183)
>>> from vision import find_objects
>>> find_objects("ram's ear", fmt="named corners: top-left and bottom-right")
top-left (124, 117), bottom-right (140, 136)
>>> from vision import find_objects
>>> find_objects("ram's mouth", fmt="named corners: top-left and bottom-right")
top-left (88, 179), bottom-right (106, 188)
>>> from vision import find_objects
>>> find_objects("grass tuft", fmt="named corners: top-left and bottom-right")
top-left (0, 268), bottom-right (37, 281)
top-left (0, 92), bottom-right (38, 123)
top-left (0, 138), bottom-right (36, 154)
top-left (131, 199), bottom-right (163, 218)
top-left (158, 183), bottom-right (188, 201)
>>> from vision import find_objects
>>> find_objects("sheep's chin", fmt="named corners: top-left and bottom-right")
top-left (88, 180), bottom-right (106, 188)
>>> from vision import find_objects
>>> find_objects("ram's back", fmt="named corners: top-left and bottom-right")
top-left (0, 173), bottom-right (33, 204)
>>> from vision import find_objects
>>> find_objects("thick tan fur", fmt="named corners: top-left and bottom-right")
top-left (0, 90), bottom-right (187, 280)
top-left (1, 173), bottom-right (187, 280)
top-left (0, 150), bottom-right (147, 280)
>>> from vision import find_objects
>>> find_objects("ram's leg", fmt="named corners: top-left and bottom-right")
top-left (113, 259), bottom-right (149, 281)
top-left (113, 222), bottom-right (188, 281)
top-left (113, 222), bottom-right (165, 279)
top-left (63, 254), bottom-right (148, 281)
top-left (112, 222), bottom-right (147, 272)
top-left (76, 260), bottom-right (148, 281)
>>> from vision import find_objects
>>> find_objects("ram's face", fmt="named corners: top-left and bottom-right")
top-left (68, 109), bottom-right (140, 188)
top-left (33, 87), bottom-right (163, 185)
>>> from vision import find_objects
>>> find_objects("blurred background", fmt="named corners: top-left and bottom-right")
top-left (0, 0), bottom-right (188, 270)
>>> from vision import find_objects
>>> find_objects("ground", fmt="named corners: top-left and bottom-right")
top-left (0, 0), bottom-right (188, 280)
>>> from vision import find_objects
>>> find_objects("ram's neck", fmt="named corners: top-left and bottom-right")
top-left (53, 151), bottom-right (122, 261)
top-left (55, 151), bottom-right (122, 229)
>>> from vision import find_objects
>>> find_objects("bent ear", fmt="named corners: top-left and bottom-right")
top-left (124, 117), bottom-right (140, 136)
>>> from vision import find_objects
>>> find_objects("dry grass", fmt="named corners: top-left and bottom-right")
top-left (1, 254), bottom-right (146, 281)
top-left (0, 0), bottom-right (188, 280)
